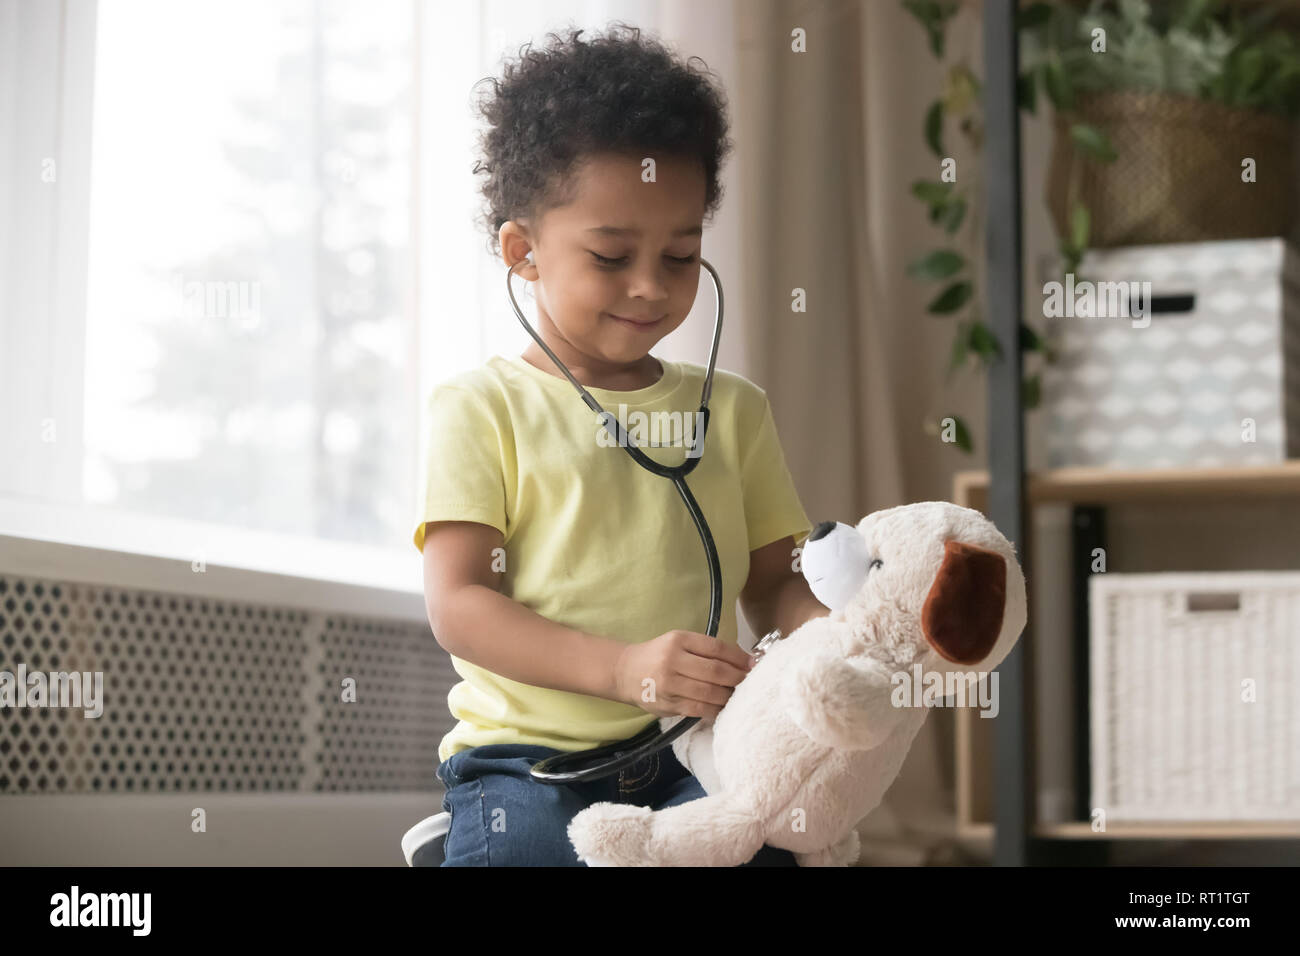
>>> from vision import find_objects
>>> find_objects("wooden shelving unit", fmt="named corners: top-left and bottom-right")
top-left (977, 0), bottom-right (1300, 862)
top-left (958, 822), bottom-right (1300, 847)
top-left (1038, 822), bottom-right (1300, 840)
top-left (951, 463), bottom-right (1300, 851)
top-left (956, 461), bottom-right (1300, 508)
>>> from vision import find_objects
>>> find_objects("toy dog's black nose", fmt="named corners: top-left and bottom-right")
top-left (809, 521), bottom-right (835, 542)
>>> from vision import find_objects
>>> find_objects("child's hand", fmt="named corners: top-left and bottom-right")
top-left (615, 630), bottom-right (756, 722)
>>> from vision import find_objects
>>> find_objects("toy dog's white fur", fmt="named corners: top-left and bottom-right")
top-left (566, 501), bottom-right (1028, 866)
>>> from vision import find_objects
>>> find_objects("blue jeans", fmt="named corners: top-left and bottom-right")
top-left (434, 742), bottom-right (798, 866)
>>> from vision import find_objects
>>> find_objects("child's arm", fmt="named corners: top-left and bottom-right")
top-left (422, 519), bottom-right (628, 702)
top-left (739, 535), bottom-right (831, 639)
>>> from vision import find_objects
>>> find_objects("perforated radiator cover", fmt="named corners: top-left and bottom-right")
top-left (0, 575), bottom-right (456, 794)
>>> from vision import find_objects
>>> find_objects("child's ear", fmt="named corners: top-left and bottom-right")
top-left (500, 223), bottom-right (539, 280)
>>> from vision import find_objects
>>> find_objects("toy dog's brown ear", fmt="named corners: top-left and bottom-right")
top-left (921, 539), bottom-right (1007, 665)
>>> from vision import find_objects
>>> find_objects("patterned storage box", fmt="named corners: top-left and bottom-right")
top-left (1090, 571), bottom-right (1300, 822)
top-left (1041, 237), bottom-right (1300, 468)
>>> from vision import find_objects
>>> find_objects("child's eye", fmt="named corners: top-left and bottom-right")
top-left (590, 252), bottom-right (698, 267)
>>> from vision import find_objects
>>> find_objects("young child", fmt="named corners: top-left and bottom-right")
top-left (415, 23), bottom-right (829, 866)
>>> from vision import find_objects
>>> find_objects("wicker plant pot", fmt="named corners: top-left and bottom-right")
top-left (1046, 89), bottom-right (1297, 248)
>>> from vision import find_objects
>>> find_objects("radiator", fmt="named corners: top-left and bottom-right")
top-left (0, 538), bottom-right (459, 865)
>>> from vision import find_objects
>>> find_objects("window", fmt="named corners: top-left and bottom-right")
top-left (1, 0), bottom-right (715, 591)
top-left (84, 0), bottom-right (415, 551)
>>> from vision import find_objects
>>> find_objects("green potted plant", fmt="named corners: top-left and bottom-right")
top-left (902, 0), bottom-right (1300, 455)
top-left (903, 0), bottom-right (1057, 454)
top-left (1031, 0), bottom-right (1300, 252)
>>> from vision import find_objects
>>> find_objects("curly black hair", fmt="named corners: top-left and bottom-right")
top-left (470, 22), bottom-right (734, 258)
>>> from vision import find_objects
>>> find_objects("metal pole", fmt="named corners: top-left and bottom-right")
top-left (983, 0), bottom-right (1035, 867)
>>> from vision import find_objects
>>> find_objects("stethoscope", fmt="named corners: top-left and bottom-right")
top-left (503, 253), bottom-right (727, 784)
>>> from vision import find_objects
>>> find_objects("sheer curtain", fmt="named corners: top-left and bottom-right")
top-left (733, 0), bottom-right (961, 863)
top-left (0, 0), bottom-right (97, 504)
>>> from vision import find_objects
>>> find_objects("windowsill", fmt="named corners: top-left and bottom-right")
top-left (0, 494), bottom-right (425, 620)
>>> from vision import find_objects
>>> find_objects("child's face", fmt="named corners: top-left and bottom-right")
top-left (507, 152), bottom-right (707, 369)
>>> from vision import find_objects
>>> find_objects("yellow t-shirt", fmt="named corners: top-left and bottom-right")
top-left (413, 353), bottom-right (812, 763)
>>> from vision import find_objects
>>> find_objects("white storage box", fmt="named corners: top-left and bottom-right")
top-left (1042, 237), bottom-right (1300, 468)
top-left (1090, 571), bottom-right (1300, 822)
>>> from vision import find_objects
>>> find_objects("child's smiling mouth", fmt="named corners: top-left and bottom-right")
top-left (605, 312), bottom-right (667, 330)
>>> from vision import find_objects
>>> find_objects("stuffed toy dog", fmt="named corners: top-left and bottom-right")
top-left (566, 500), bottom-right (1028, 866)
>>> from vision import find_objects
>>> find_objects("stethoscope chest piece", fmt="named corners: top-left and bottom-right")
top-left (749, 627), bottom-right (785, 662)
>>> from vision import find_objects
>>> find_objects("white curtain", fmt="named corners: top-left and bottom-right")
top-left (0, 0), bottom-right (98, 503)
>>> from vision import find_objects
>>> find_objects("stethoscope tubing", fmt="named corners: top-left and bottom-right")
top-left (502, 256), bottom-right (726, 783)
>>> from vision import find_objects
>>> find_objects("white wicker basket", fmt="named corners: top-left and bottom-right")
top-left (1090, 571), bottom-right (1300, 822)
